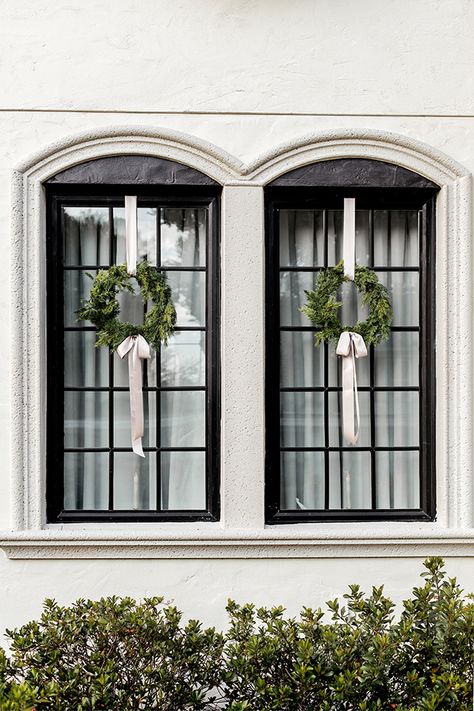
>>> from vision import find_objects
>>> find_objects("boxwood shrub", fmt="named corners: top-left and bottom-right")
top-left (0, 558), bottom-right (472, 710)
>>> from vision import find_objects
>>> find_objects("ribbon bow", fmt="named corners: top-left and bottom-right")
top-left (117, 335), bottom-right (151, 457)
top-left (336, 331), bottom-right (368, 445)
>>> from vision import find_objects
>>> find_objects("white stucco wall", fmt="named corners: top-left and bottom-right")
top-left (1, 0), bottom-right (474, 634)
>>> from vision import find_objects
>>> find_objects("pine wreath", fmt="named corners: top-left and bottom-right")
top-left (78, 260), bottom-right (176, 352)
top-left (301, 261), bottom-right (393, 346)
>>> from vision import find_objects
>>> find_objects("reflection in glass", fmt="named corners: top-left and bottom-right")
top-left (378, 271), bottom-right (419, 326)
top-left (165, 271), bottom-right (205, 326)
top-left (375, 392), bottom-right (419, 447)
top-left (329, 451), bottom-right (371, 509)
top-left (64, 331), bottom-right (108, 387)
top-left (114, 453), bottom-right (156, 510)
top-left (161, 451), bottom-right (206, 510)
top-left (280, 271), bottom-right (317, 326)
top-left (374, 210), bottom-right (419, 267)
top-left (375, 332), bottom-right (419, 387)
top-left (161, 208), bottom-right (206, 267)
top-left (376, 451), bottom-right (420, 509)
top-left (115, 207), bottom-right (158, 266)
top-left (161, 391), bottom-right (205, 447)
top-left (64, 270), bottom-right (96, 326)
top-left (280, 392), bottom-right (324, 448)
top-left (279, 210), bottom-right (324, 267)
top-left (63, 207), bottom-right (109, 266)
top-left (280, 451), bottom-right (325, 510)
top-left (64, 452), bottom-right (108, 510)
top-left (161, 331), bottom-right (205, 386)
top-left (280, 331), bottom-right (323, 387)
top-left (64, 392), bottom-right (108, 448)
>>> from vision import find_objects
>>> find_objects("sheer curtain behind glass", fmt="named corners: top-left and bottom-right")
top-left (63, 205), bottom-right (207, 512)
top-left (279, 209), bottom-right (420, 511)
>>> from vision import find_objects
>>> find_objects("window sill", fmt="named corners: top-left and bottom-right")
top-left (1, 522), bottom-right (474, 558)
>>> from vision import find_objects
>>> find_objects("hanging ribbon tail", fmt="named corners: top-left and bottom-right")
top-left (117, 335), bottom-right (151, 458)
top-left (125, 195), bottom-right (138, 276)
top-left (343, 197), bottom-right (356, 280)
top-left (336, 332), bottom-right (368, 445)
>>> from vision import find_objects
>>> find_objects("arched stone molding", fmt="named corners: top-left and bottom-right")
top-left (7, 125), bottom-right (473, 553)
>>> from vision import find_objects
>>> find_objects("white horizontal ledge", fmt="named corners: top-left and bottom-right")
top-left (1, 526), bottom-right (474, 559)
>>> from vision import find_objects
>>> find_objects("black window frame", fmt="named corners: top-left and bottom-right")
top-left (46, 181), bottom-right (221, 523)
top-left (265, 165), bottom-right (438, 524)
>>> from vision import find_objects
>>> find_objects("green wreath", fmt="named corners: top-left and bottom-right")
top-left (301, 261), bottom-right (393, 347)
top-left (78, 260), bottom-right (176, 352)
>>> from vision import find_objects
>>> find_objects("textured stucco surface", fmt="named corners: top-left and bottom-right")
top-left (0, 0), bottom-right (474, 635)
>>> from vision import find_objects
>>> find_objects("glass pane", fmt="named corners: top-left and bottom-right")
top-left (329, 451), bottom-right (371, 509)
top-left (64, 392), bottom-right (108, 448)
top-left (64, 452), bottom-right (108, 510)
top-left (161, 391), bottom-right (205, 447)
top-left (378, 271), bottom-right (419, 326)
top-left (328, 210), bottom-right (370, 267)
top-left (64, 270), bottom-right (96, 326)
top-left (328, 343), bottom-right (370, 387)
top-left (114, 391), bottom-right (156, 448)
top-left (280, 331), bottom-right (323, 387)
top-left (115, 207), bottom-right (158, 266)
top-left (165, 271), bottom-right (205, 326)
top-left (279, 210), bottom-right (324, 267)
top-left (374, 210), bottom-right (419, 267)
top-left (328, 392), bottom-right (371, 447)
top-left (63, 207), bottom-right (109, 266)
top-left (375, 332), bottom-right (419, 387)
top-left (375, 392), bottom-right (419, 447)
top-left (113, 452), bottom-right (156, 510)
top-left (280, 451), bottom-right (325, 510)
top-left (64, 331), bottom-right (108, 387)
top-left (161, 451), bottom-right (206, 510)
top-left (161, 208), bottom-right (206, 267)
top-left (280, 392), bottom-right (324, 448)
top-left (161, 331), bottom-right (205, 386)
top-left (376, 451), bottom-right (420, 509)
top-left (280, 271), bottom-right (318, 326)
top-left (116, 278), bottom-right (144, 325)
top-left (114, 349), bottom-right (158, 388)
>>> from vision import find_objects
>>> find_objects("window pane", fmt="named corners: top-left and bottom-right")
top-left (114, 392), bottom-right (156, 448)
top-left (376, 451), bottom-right (420, 509)
top-left (64, 270), bottom-right (96, 326)
top-left (63, 207), bottom-right (109, 266)
top-left (161, 208), bottom-right (206, 267)
top-left (280, 392), bottom-right (324, 448)
top-left (375, 332), bottom-right (419, 387)
top-left (113, 452), bottom-right (156, 510)
top-left (64, 452), bottom-right (108, 510)
top-left (328, 344), bottom-right (370, 387)
top-left (115, 207), bottom-right (158, 266)
top-left (328, 392), bottom-right (371, 447)
top-left (161, 451), bottom-right (206, 510)
top-left (165, 271), bottom-right (206, 326)
top-left (328, 210), bottom-right (370, 267)
top-left (374, 210), bottom-right (419, 267)
top-left (280, 451), bottom-right (325, 510)
top-left (161, 331), bottom-right (205, 386)
top-left (280, 271), bottom-right (318, 326)
top-left (114, 349), bottom-right (158, 388)
top-left (280, 331), bottom-right (323, 387)
top-left (161, 391), bottom-right (205, 447)
top-left (64, 392), bottom-right (108, 448)
top-left (329, 451), bottom-right (371, 509)
top-left (64, 331), bottom-right (108, 387)
top-left (375, 391), bottom-right (419, 447)
top-left (279, 210), bottom-right (324, 267)
top-left (378, 271), bottom-right (419, 326)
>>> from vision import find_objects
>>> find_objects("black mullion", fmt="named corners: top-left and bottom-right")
top-left (323, 209), bottom-right (330, 509)
top-left (369, 209), bottom-right (377, 509)
top-left (156, 206), bottom-right (162, 510)
top-left (108, 205), bottom-right (115, 510)
top-left (63, 265), bottom-right (206, 272)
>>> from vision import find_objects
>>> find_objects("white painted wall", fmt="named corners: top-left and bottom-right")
top-left (1, 0), bottom-right (474, 634)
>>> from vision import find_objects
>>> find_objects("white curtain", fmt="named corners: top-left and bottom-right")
top-left (63, 206), bottom-right (207, 511)
top-left (279, 209), bottom-right (420, 511)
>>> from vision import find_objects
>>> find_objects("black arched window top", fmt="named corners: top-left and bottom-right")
top-left (265, 158), bottom-right (437, 523)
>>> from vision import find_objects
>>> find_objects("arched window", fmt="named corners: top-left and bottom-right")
top-left (46, 156), bottom-right (221, 522)
top-left (265, 159), bottom-right (438, 522)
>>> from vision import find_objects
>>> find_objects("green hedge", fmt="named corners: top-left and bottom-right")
top-left (0, 558), bottom-right (473, 710)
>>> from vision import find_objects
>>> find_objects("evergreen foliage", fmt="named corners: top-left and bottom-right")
top-left (77, 261), bottom-right (176, 352)
top-left (301, 261), bottom-right (393, 347)
top-left (0, 559), bottom-right (472, 710)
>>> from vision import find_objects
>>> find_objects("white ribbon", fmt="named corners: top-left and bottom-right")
top-left (343, 197), bottom-right (356, 280)
top-left (125, 195), bottom-right (138, 276)
top-left (117, 335), bottom-right (151, 457)
top-left (336, 331), bottom-right (368, 445)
